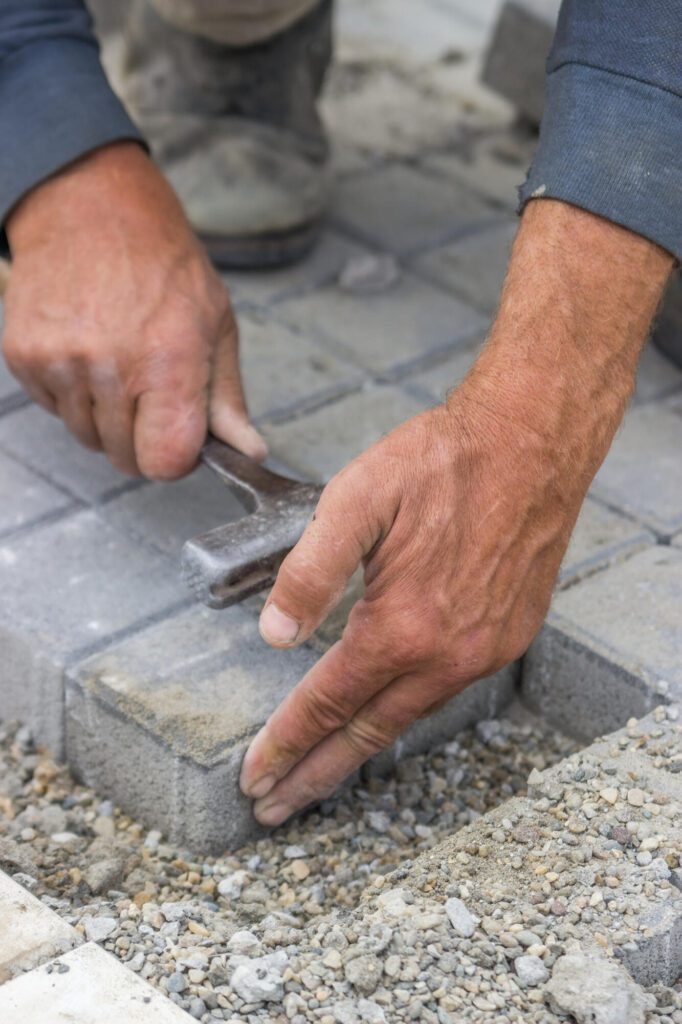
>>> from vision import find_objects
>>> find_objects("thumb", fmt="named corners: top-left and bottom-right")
top-left (209, 324), bottom-right (267, 462)
top-left (259, 462), bottom-right (385, 647)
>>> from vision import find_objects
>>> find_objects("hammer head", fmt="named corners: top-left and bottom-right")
top-left (181, 439), bottom-right (322, 609)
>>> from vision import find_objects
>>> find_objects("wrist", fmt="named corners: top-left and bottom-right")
top-left (449, 200), bottom-right (673, 479)
top-left (6, 142), bottom-right (163, 255)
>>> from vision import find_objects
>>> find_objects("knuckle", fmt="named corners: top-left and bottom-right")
top-left (343, 713), bottom-right (394, 758)
top-left (301, 685), bottom-right (351, 736)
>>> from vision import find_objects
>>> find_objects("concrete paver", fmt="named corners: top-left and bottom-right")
top-left (66, 605), bottom-right (322, 851)
top-left (263, 385), bottom-right (427, 482)
top-left (0, 510), bottom-right (186, 754)
top-left (0, 871), bottom-right (79, 983)
top-left (411, 217), bottom-right (516, 315)
top-left (330, 164), bottom-right (496, 255)
top-left (421, 128), bottom-right (535, 209)
top-left (558, 496), bottom-right (654, 588)
top-left (0, 942), bottom-right (193, 1023)
top-left (0, 450), bottom-right (73, 539)
top-left (99, 466), bottom-right (244, 559)
top-left (0, 404), bottom-right (129, 503)
top-left (225, 231), bottom-right (367, 309)
top-left (277, 270), bottom-right (485, 376)
top-left (590, 401), bottom-right (682, 538)
top-left (523, 546), bottom-right (682, 740)
top-left (239, 313), bottom-right (363, 422)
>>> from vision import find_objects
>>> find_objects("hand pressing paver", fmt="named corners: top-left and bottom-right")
top-left (558, 497), bottom-right (653, 588)
top-left (277, 273), bottom-right (485, 376)
top-left (262, 385), bottom-right (427, 482)
top-left (0, 510), bottom-right (187, 755)
top-left (523, 546), bottom-right (682, 740)
top-left (0, 404), bottom-right (129, 503)
top-left (66, 600), bottom-right (515, 852)
top-left (411, 218), bottom-right (517, 315)
top-left (0, 943), bottom-right (193, 1023)
top-left (330, 164), bottom-right (496, 255)
top-left (66, 604), bottom-right (320, 851)
top-left (590, 400), bottom-right (682, 538)
top-left (0, 450), bottom-right (73, 539)
top-left (0, 871), bottom-right (79, 983)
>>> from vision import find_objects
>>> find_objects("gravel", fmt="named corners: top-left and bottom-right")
top-left (1, 707), bottom-right (681, 1022)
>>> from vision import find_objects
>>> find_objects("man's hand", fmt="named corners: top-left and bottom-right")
top-left (240, 200), bottom-right (673, 825)
top-left (2, 141), bottom-right (266, 478)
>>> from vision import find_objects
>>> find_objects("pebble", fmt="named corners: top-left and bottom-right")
top-left (83, 916), bottom-right (117, 943)
top-left (514, 955), bottom-right (549, 987)
top-left (444, 897), bottom-right (477, 938)
top-left (231, 953), bottom-right (287, 1003)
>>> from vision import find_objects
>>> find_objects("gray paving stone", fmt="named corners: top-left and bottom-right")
top-left (0, 404), bottom-right (129, 503)
top-left (558, 497), bottom-right (654, 589)
top-left (522, 546), bottom-right (682, 740)
top-left (99, 466), bottom-right (244, 559)
top-left (481, 0), bottom-right (560, 124)
top-left (66, 605), bottom-right (321, 852)
top-left (277, 271), bottom-right (485, 376)
top-left (0, 871), bottom-right (80, 983)
top-left (225, 231), bottom-right (367, 308)
top-left (0, 942), bottom-right (193, 1023)
top-left (590, 401), bottom-right (682, 538)
top-left (330, 164), bottom-right (496, 255)
top-left (262, 385), bottom-right (427, 482)
top-left (0, 352), bottom-right (22, 405)
top-left (411, 219), bottom-right (516, 315)
top-left (407, 339), bottom-right (484, 403)
top-left (0, 510), bottom-right (187, 755)
top-left (421, 130), bottom-right (536, 210)
top-left (633, 342), bottom-right (682, 405)
top-left (240, 313), bottom-right (363, 422)
top-left (0, 450), bottom-right (73, 539)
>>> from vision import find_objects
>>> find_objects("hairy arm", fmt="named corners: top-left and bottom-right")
top-left (239, 199), bottom-right (673, 824)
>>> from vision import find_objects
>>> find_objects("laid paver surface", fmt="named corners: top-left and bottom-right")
top-left (523, 546), bottom-right (682, 740)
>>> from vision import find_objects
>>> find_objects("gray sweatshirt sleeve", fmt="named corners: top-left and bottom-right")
top-left (519, 0), bottom-right (682, 260)
top-left (0, 0), bottom-right (144, 241)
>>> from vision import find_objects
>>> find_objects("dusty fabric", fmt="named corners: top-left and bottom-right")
top-left (150, 0), bottom-right (320, 46)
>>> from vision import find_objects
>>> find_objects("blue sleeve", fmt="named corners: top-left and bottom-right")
top-left (518, 0), bottom-right (682, 260)
top-left (0, 0), bottom-right (144, 244)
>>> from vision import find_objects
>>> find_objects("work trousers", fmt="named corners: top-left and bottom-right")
top-left (150, 0), bottom-right (321, 46)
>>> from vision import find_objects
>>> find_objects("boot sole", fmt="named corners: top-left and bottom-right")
top-left (199, 219), bottom-right (321, 271)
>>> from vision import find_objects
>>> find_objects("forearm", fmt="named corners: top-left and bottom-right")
top-left (457, 200), bottom-right (674, 496)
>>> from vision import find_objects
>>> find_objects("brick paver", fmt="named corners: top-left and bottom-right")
top-left (276, 270), bottom-right (485, 376)
top-left (0, 510), bottom-right (187, 754)
top-left (0, 449), bottom-right (73, 539)
top-left (523, 546), bottom-right (682, 740)
top-left (331, 164), bottom-right (496, 255)
top-left (558, 496), bottom-right (654, 588)
top-left (590, 400), bottom-right (682, 538)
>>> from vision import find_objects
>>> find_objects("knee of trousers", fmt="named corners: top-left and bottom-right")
top-left (149, 0), bottom-right (323, 45)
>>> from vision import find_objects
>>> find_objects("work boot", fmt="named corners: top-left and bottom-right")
top-left (118, 0), bottom-right (333, 268)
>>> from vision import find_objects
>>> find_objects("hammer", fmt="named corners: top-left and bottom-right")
top-left (181, 437), bottom-right (323, 609)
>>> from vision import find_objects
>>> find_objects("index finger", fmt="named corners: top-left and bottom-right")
top-left (240, 609), bottom-right (396, 800)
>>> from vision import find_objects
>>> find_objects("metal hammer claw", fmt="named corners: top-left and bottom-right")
top-left (181, 437), bottom-right (323, 609)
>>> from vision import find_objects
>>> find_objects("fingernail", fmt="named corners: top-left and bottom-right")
top-left (254, 799), bottom-right (291, 827)
top-left (242, 773), bottom-right (277, 800)
top-left (260, 602), bottom-right (300, 645)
